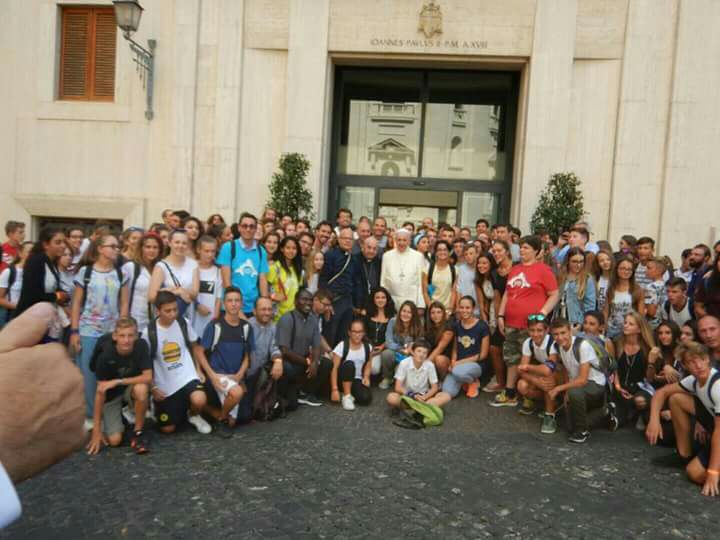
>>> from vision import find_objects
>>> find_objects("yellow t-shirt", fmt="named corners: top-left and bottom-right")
top-left (267, 262), bottom-right (300, 321)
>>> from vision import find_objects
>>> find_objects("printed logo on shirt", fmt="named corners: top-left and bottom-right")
top-left (507, 272), bottom-right (531, 289)
top-left (235, 259), bottom-right (258, 278)
top-left (459, 335), bottom-right (476, 349)
top-left (199, 280), bottom-right (216, 294)
top-left (162, 341), bottom-right (181, 364)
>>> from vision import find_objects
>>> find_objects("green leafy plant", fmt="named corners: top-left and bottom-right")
top-left (530, 172), bottom-right (585, 235)
top-left (266, 153), bottom-right (314, 221)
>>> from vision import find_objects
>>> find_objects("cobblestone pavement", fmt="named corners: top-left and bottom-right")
top-left (3, 390), bottom-right (719, 539)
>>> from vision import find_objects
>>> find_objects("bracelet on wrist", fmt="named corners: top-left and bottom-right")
top-left (69, 328), bottom-right (79, 335)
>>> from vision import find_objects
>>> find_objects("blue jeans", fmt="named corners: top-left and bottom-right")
top-left (442, 362), bottom-right (483, 398)
top-left (76, 335), bottom-right (100, 417)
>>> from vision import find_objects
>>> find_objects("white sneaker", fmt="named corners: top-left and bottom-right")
top-left (83, 418), bottom-right (94, 431)
top-left (122, 405), bottom-right (136, 425)
top-left (188, 414), bottom-right (212, 434)
top-left (378, 378), bottom-right (392, 390)
top-left (341, 394), bottom-right (356, 411)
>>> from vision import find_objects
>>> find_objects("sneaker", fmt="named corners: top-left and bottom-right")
top-left (378, 378), bottom-right (393, 390)
top-left (490, 391), bottom-right (518, 408)
top-left (482, 382), bottom-right (503, 393)
top-left (212, 421), bottom-right (234, 439)
top-left (297, 393), bottom-right (323, 407)
top-left (83, 418), bottom-right (94, 431)
top-left (122, 405), bottom-right (136, 425)
top-left (465, 380), bottom-right (480, 399)
top-left (341, 394), bottom-right (356, 411)
top-left (607, 405), bottom-right (619, 432)
top-left (568, 431), bottom-right (590, 444)
top-left (541, 414), bottom-right (557, 434)
top-left (130, 431), bottom-right (150, 454)
top-left (188, 414), bottom-right (212, 434)
top-left (651, 452), bottom-right (692, 468)
top-left (518, 398), bottom-right (535, 415)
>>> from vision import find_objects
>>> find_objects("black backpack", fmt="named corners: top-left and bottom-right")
top-left (81, 264), bottom-right (123, 310)
top-left (147, 316), bottom-right (195, 360)
top-left (6, 265), bottom-right (17, 290)
top-left (528, 336), bottom-right (556, 364)
top-left (340, 339), bottom-right (371, 366)
top-left (252, 370), bottom-right (285, 422)
top-left (427, 261), bottom-right (456, 288)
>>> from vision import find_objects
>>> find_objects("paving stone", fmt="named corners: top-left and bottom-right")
top-left (2, 389), bottom-right (720, 539)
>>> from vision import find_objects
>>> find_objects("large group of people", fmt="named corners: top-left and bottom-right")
top-left (2, 208), bottom-right (720, 497)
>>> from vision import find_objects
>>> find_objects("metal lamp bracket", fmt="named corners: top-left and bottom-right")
top-left (124, 33), bottom-right (156, 120)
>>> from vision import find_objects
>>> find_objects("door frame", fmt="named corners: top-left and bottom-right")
top-left (327, 66), bottom-right (520, 226)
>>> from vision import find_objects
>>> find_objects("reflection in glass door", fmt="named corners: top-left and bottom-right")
top-left (378, 189), bottom-right (457, 229)
top-left (330, 67), bottom-right (518, 227)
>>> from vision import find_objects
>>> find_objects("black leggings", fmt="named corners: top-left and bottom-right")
top-left (338, 361), bottom-right (372, 405)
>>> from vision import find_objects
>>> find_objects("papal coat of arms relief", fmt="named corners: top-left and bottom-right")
top-left (418, 1), bottom-right (443, 39)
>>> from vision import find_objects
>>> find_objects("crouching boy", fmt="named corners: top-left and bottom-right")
top-left (548, 318), bottom-right (615, 444)
top-left (646, 342), bottom-right (720, 497)
top-left (86, 317), bottom-right (152, 455)
top-left (516, 314), bottom-right (560, 434)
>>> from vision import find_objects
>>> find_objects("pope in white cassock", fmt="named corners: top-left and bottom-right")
top-left (380, 229), bottom-right (426, 309)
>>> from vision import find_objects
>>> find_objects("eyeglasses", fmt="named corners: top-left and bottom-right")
top-left (240, 223), bottom-right (257, 230)
top-left (527, 314), bottom-right (546, 322)
top-left (102, 244), bottom-right (120, 250)
top-left (321, 301), bottom-right (332, 308)
top-left (570, 258), bottom-right (585, 264)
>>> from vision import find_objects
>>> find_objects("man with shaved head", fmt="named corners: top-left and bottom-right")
top-left (353, 236), bottom-right (382, 314)
top-left (698, 315), bottom-right (720, 366)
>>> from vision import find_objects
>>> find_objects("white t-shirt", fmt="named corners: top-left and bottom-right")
top-left (122, 261), bottom-right (152, 332)
top-left (193, 265), bottom-right (222, 337)
top-left (597, 276), bottom-right (609, 311)
top-left (332, 341), bottom-right (368, 380)
top-left (158, 257), bottom-right (198, 319)
top-left (557, 336), bottom-right (606, 387)
top-left (394, 357), bottom-right (439, 394)
top-left (660, 299), bottom-right (693, 327)
top-left (679, 368), bottom-right (720, 416)
top-left (522, 334), bottom-right (557, 365)
top-left (158, 257), bottom-right (197, 290)
top-left (143, 318), bottom-right (200, 396)
top-left (0, 266), bottom-right (23, 304)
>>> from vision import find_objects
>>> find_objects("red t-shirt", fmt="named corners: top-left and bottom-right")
top-left (0, 242), bottom-right (18, 271)
top-left (504, 262), bottom-right (558, 329)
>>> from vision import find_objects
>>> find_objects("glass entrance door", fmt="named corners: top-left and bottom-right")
top-left (378, 189), bottom-right (457, 230)
top-left (330, 67), bottom-right (519, 227)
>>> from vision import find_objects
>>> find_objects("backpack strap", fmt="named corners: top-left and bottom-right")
top-left (80, 265), bottom-right (93, 310)
top-left (148, 318), bottom-right (158, 359)
top-left (527, 337), bottom-right (537, 363)
top-left (161, 260), bottom-right (181, 288)
top-left (209, 320), bottom-right (223, 355)
top-left (327, 250), bottom-right (352, 285)
top-left (340, 339), bottom-right (350, 363)
top-left (231, 239), bottom-right (236, 265)
top-left (450, 264), bottom-right (456, 285)
top-left (176, 316), bottom-right (195, 353)
top-left (128, 261), bottom-right (142, 313)
top-left (428, 261), bottom-right (435, 284)
top-left (572, 336), bottom-right (584, 363)
top-left (363, 342), bottom-right (371, 365)
top-left (289, 311), bottom-right (297, 352)
top-left (663, 299), bottom-right (671, 318)
top-left (706, 371), bottom-right (720, 407)
top-left (545, 336), bottom-right (555, 356)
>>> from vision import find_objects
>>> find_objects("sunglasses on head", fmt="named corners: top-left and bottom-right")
top-left (528, 313), bottom-right (546, 322)
top-left (127, 226), bottom-right (145, 233)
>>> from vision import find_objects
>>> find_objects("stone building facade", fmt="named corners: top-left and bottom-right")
top-left (1, 0), bottom-right (719, 257)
